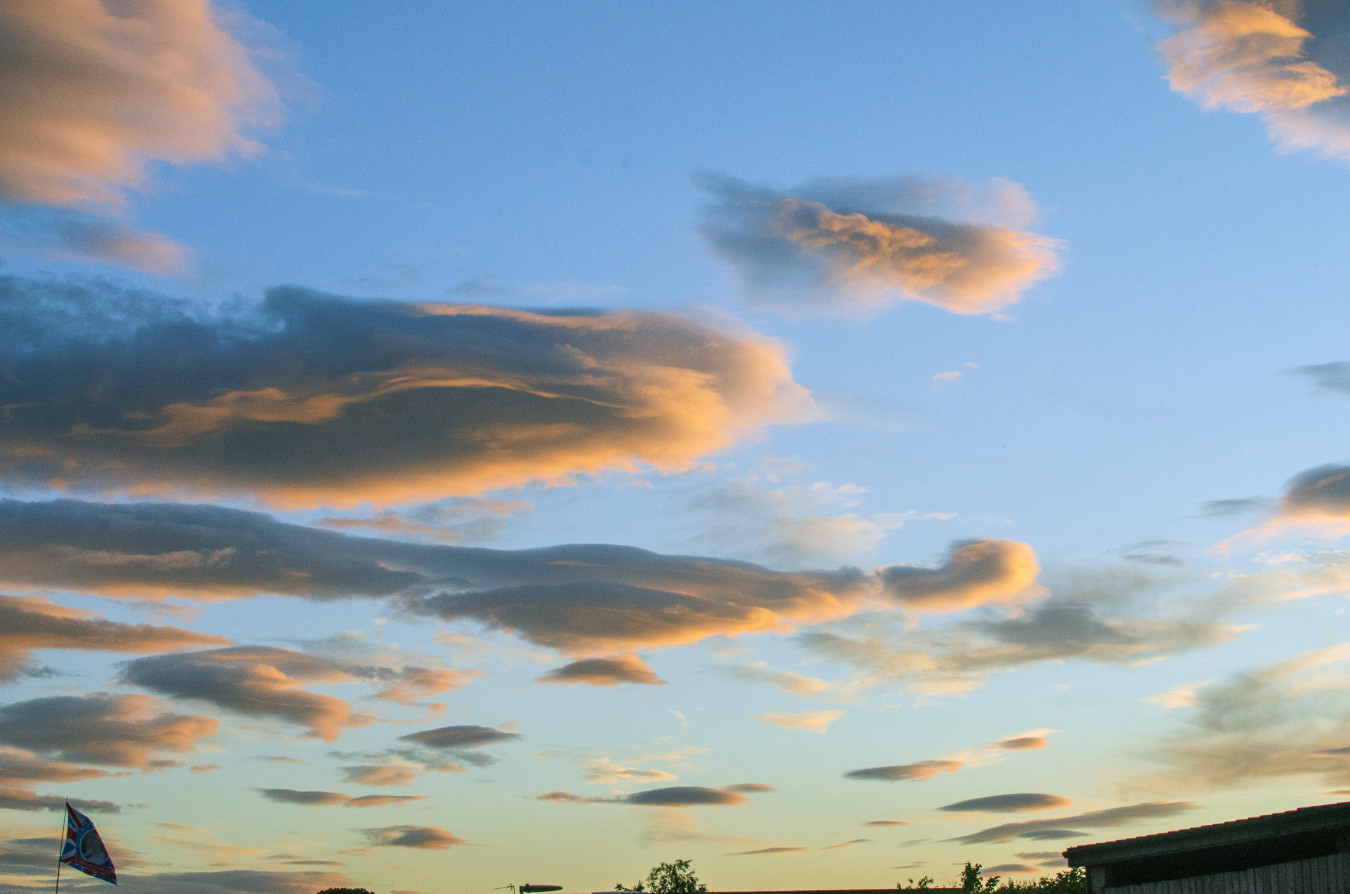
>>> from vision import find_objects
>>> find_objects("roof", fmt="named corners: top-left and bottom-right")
top-left (1064, 800), bottom-right (1350, 867)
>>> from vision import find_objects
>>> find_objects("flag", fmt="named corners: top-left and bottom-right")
top-left (60, 802), bottom-right (117, 885)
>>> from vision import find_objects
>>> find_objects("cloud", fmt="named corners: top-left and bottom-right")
top-left (539, 655), bottom-right (665, 686)
top-left (0, 788), bottom-right (119, 812)
top-left (0, 277), bottom-right (810, 507)
top-left (939, 793), bottom-right (1070, 813)
top-left (257, 789), bottom-right (349, 807)
top-left (341, 765), bottom-right (419, 787)
top-left (0, 747), bottom-right (114, 785)
top-left (626, 786), bottom-right (749, 806)
top-left (1154, 0), bottom-right (1350, 160)
top-left (990, 735), bottom-right (1049, 751)
top-left (880, 539), bottom-right (1043, 613)
top-left (0, 692), bottom-right (216, 766)
top-left (755, 710), bottom-right (845, 733)
top-left (539, 785), bottom-right (755, 807)
top-left (802, 565), bottom-right (1243, 696)
top-left (0, 0), bottom-right (276, 207)
top-left (398, 725), bottom-right (519, 749)
top-left (342, 795), bottom-right (426, 808)
top-left (0, 592), bottom-right (227, 680)
top-left (373, 666), bottom-right (480, 704)
top-left (1145, 643), bottom-right (1350, 789)
top-left (844, 760), bottom-right (963, 781)
top-left (700, 174), bottom-right (1061, 316)
top-left (0, 0), bottom-right (280, 270)
top-left (862, 820), bottom-right (908, 827)
top-left (0, 498), bottom-right (1039, 659)
top-left (951, 801), bottom-right (1199, 845)
top-left (0, 210), bottom-right (189, 273)
top-left (361, 825), bottom-right (465, 849)
top-left (723, 661), bottom-right (849, 700)
top-left (724, 846), bottom-right (807, 856)
top-left (118, 646), bottom-right (369, 742)
top-left (984, 864), bottom-right (1039, 875)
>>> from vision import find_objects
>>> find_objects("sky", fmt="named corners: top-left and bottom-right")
top-left (4, 1), bottom-right (1350, 892)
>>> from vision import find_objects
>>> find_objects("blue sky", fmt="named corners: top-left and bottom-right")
top-left (4, 2), bottom-right (1350, 892)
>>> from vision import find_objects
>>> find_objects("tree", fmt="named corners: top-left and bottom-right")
top-left (898, 877), bottom-right (934, 890)
top-left (993, 867), bottom-right (1086, 893)
top-left (316, 888), bottom-right (376, 894)
top-left (616, 859), bottom-right (707, 894)
top-left (959, 863), bottom-right (1001, 894)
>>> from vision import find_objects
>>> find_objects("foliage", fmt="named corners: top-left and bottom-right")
top-left (898, 876), bottom-right (935, 890)
top-left (617, 859), bottom-right (707, 894)
top-left (316, 889), bottom-right (376, 894)
top-left (960, 863), bottom-right (1001, 894)
top-left (994, 867), bottom-right (1086, 892)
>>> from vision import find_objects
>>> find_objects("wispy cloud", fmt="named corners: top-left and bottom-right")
top-left (880, 539), bottom-right (1043, 613)
top-left (700, 174), bottom-right (1061, 316)
top-left (755, 710), bottom-right (845, 734)
top-left (361, 825), bottom-right (465, 849)
top-left (938, 793), bottom-right (1070, 813)
top-left (844, 759), bottom-right (963, 782)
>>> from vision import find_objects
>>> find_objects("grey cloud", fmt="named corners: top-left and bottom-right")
top-left (119, 647), bottom-right (366, 742)
top-left (845, 760), bottom-right (963, 781)
top-left (724, 847), bottom-right (807, 856)
top-left (1155, 1), bottom-right (1350, 162)
top-left (0, 749), bottom-right (113, 785)
top-left (990, 736), bottom-right (1048, 751)
top-left (1199, 498), bottom-right (1271, 517)
top-left (362, 825), bottom-right (465, 849)
top-left (1296, 361), bottom-right (1350, 394)
top-left (700, 174), bottom-right (1060, 316)
top-left (0, 693), bottom-right (215, 766)
top-left (0, 210), bottom-right (187, 273)
top-left (343, 795), bottom-right (426, 808)
top-left (0, 277), bottom-right (809, 506)
top-left (539, 785), bottom-right (755, 807)
top-left (863, 820), bottom-right (908, 827)
top-left (539, 655), bottom-right (665, 686)
top-left (803, 565), bottom-right (1242, 696)
top-left (951, 802), bottom-right (1199, 845)
top-left (725, 783), bottom-right (774, 793)
top-left (939, 793), bottom-right (1070, 813)
top-left (1278, 464), bottom-right (1350, 518)
top-left (0, 592), bottom-right (227, 680)
top-left (0, 788), bottom-right (119, 813)
top-left (398, 725), bottom-right (519, 750)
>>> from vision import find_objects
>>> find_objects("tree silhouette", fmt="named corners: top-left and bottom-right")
top-left (616, 859), bottom-right (707, 894)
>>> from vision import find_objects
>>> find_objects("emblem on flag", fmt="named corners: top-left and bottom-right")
top-left (60, 802), bottom-right (117, 885)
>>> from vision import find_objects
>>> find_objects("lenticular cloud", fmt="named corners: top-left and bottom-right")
top-left (0, 276), bottom-right (811, 506)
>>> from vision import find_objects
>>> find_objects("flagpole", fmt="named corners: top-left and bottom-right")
top-left (54, 799), bottom-right (67, 894)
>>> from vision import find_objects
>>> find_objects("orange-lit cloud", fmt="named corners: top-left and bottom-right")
top-left (701, 175), bottom-right (1061, 316)
top-left (990, 734), bottom-right (1050, 751)
top-left (0, 0), bottom-right (279, 270)
top-left (539, 654), bottom-right (665, 686)
top-left (0, 593), bottom-right (227, 680)
top-left (0, 278), bottom-right (811, 507)
top-left (118, 646), bottom-right (370, 742)
top-left (539, 785), bottom-right (756, 807)
top-left (0, 499), bottom-right (1047, 661)
top-left (373, 666), bottom-right (481, 704)
top-left (1155, 0), bottom-right (1350, 160)
top-left (880, 539), bottom-right (1043, 613)
top-left (0, 692), bottom-right (216, 766)
top-left (341, 765), bottom-right (419, 787)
